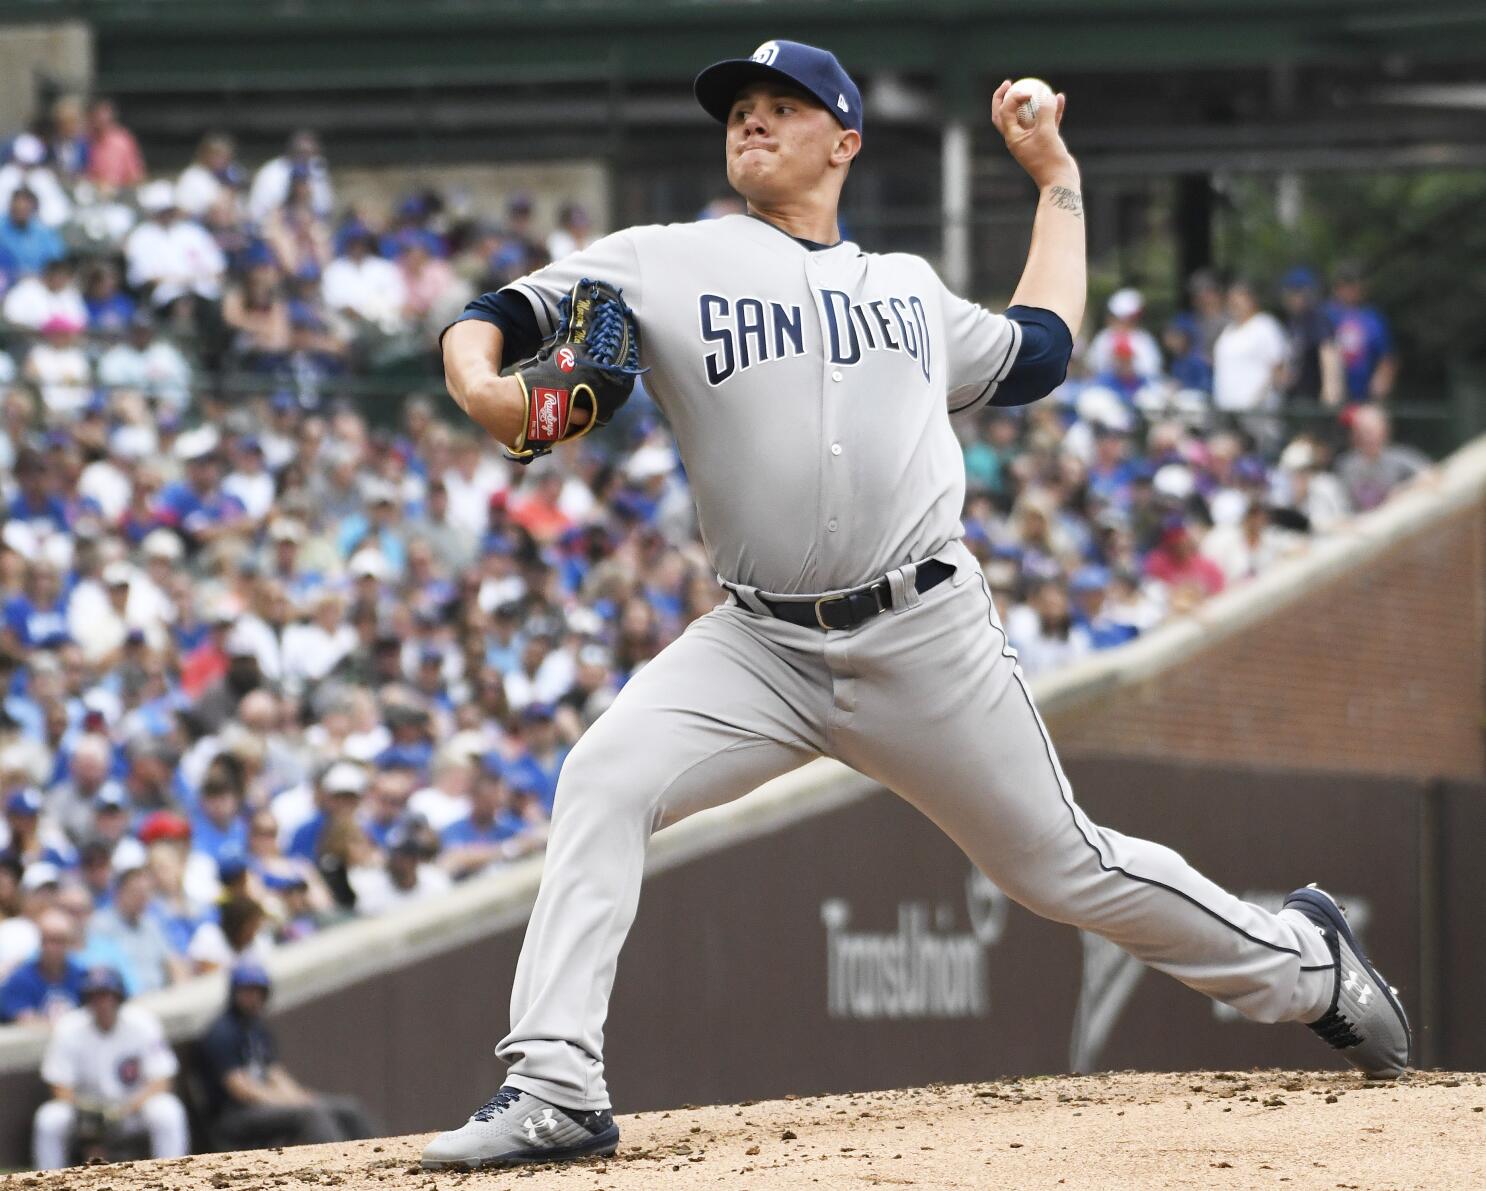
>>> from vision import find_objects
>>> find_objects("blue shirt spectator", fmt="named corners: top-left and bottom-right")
top-left (0, 190), bottom-right (63, 276)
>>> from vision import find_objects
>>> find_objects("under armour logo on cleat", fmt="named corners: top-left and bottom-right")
top-left (1342, 969), bottom-right (1373, 1005)
top-left (522, 1108), bottom-right (558, 1142)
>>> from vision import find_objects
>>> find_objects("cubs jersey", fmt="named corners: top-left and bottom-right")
top-left (40, 1003), bottom-right (178, 1103)
top-left (500, 214), bottom-right (1021, 594)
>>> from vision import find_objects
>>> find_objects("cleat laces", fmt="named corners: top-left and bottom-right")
top-left (471, 1087), bottom-right (526, 1122)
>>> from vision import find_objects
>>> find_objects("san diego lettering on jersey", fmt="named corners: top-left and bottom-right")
top-left (699, 288), bottom-right (932, 386)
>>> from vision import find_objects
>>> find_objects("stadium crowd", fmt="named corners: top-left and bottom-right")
top-left (0, 96), bottom-right (1432, 1079)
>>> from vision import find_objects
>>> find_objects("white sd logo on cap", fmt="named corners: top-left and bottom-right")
top-left (751, 41), bottom-right (780, 66)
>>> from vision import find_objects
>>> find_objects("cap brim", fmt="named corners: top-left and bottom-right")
top-left (694, 59), bottom-right (828, 124)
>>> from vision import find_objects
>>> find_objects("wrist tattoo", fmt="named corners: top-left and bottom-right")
top-left (1048, 185), bottom-right (1083, 219)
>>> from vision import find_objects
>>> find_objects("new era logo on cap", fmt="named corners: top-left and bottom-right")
top-left (837, 93), bottom-right (849, 113)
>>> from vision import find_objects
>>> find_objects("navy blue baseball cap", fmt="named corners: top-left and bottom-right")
top-left (230, 959), bottom-right (272, 992)
top-left (82, 965), bottom-right (127, 1000)
top-left (695, 39), bottom-right (863, 136)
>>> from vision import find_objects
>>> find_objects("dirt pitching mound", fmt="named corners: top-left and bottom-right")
top-left (4, 1069), bottom-right (1481, 1191)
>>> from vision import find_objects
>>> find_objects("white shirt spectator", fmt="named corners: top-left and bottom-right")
top-left (174, 162), bottom-right (227, 219)
top-left (40, 1002), bottom-right (179, 1104)
top-left (281, 620), bottom-right (358, 688)
top-left (322, 253), bottom-right (407, 331)
top-left (248, 155), bottom-right (334, 223)
top-left (1213, 312), bottom-right (1288, 413)
top-left (349, 863), bottom-right (452, 916)
top-left (0, 163), bottom-right (71, 228)
top-left (24, 342), bottom-right (92, 417)
top-left (442, 461), bottom-right (509, 537)
top-left (2, 277), bottom-right (87, 331)
top-left (0, 917), bottom-right (40, 981)
top-left (96, 339), bottom-right (193, 409)
top-left (124, 217), bottom-right (226, 304)
top-left (1199, 517), bottom-right (1304, 585)
top-left (223, 468), bottom-right (276, 521)
top-left (186, 920), bottom-right (274, 970)
top-left (78, 457), bottom-right (134, 522)
top-left (1086, 325), bottom-right (1163, 380)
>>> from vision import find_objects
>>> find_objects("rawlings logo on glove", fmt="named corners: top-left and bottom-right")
top-left (507, 279), bottom-right (645, 464)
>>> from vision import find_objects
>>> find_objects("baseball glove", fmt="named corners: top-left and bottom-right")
top-left (505, 278), bottom-right (644, 464)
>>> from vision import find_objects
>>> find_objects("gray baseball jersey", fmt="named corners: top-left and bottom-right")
top-left (504, 213), bottom-right (1021, 593)
top-left (474, 215), bottom-right (1344, 1114)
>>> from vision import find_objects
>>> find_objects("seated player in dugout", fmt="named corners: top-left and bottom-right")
top-left (429, 38), bottom-right (1410, 1171)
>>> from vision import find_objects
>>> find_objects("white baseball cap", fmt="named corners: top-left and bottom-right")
top-left (138, 179), bottom-right (179, 214)
top-left (321, 761), bottom-right (368, 796)
top-left (1107, 288), bottom-right (1144, 320)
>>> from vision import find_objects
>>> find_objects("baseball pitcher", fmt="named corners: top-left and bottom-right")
top-left (425, 39), bottom-right (1410, 1170)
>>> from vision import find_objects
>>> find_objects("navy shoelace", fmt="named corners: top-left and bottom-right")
top-left (471, 1087), bottom-right (525, 1121)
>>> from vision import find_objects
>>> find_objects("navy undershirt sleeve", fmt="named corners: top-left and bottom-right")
top-left (995, 304), bottom-right (1074, 407)
top-left (443, 289), bottom-right (543, 370)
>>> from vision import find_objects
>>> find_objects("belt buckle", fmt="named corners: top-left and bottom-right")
top-left (814, 593), bottom-right (849, 630)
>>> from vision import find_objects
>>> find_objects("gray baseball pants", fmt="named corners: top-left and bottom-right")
top-left (498, 540), bottom-right (1336, 1110)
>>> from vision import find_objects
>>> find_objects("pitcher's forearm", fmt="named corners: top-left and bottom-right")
top-left (1009, 166), bottom-right (1086, 335)
top-left (442, 319), bottom-right (527, 446)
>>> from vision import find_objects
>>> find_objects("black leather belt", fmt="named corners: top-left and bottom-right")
top-left (759, 559), bottom-right (955, 631)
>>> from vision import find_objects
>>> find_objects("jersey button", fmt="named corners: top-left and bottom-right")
top-left (830, 443), bottom-right (842, 456)
top-left (827, 519), bottom-right (839, 532)
top-left (831, 369), bottom-right (843, 382)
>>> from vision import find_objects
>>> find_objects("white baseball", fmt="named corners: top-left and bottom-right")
top-left (1010, 77), bottom-right (1054, 129)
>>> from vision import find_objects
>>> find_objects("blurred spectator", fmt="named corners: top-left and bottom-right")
top-left (222, 260), bottom-right (291, 371)
top-left (265, 173), bottom-right (332, 277)
top-left (1144, 516), bottom-right (1226, 609)
top-left (1005, 579), bottom-right (1091, 676)
top-left (1336, 405), bottom-right (1429, 513)
top-left (124, 182), bottom-right (226, 310)
top-left (1199, 498), bottom-right (1304, 585)
top-left (1273, 436), bottom-right (1350, 533)
top-left (322, 227), bottom-right (406, 334)
top-left (440, 755), bottom-right (540, 879)
top-left (0, 134), bottom-right (71, 228)
top-left (96, 311), bottom-right (193, 410)
top-left (23, 314), bottom-right (92, 418)
top-left (249, 131), bottom-right (334, 223)
top-left (4, 255), bottom-right (87, 330)
top-left (33, 965), bottom-right (188, 1169)
top-left (85, 99), bottom-right (147, 192)
top-left (1173, 268), bottom-right (1229, 364)
top-left (86, 866), bottom-right (187, 994)
top-left (81, 261), bottom-right (138, 336)
top-left (47, 96), bottom-right (90, 186)
top-left (1211, 279), bottom-right (1287, 440)
top-left (188, 894), bottom-right (272, 974)
top-left (1325, 261), bottom-right (1397, 403)
top-left (351, 820), bottom-right (451, 915)
top-left (1086, 288), bottom-right (1162, 380)
top-left (0, 861), bottom-right (61, 979)
top-left (1278, 267), bottom-right (1343, 407)
top-left (1067, 566), bottom-right (1140, 650)
top-left (487, 193), bottom-right (547, 285)
top-left (0, 906), bottom-right (86, 1024)
top-left (546, 201), bottom-right (593, 261)
top-left (176, 132), bottom-right (244, 220)
top-left (0, 188), bottom-right (63, 276)
top-left (197, 961), bottom-right (372, 1148)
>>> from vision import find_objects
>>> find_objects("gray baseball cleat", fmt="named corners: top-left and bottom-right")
top-left (421, 1085), bottom-right (619, 1170)
top-left (1284, 884), bottom-right (1411, 1079)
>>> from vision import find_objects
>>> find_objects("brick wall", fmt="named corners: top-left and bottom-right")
top-left (1046, 497), bottom-right (1486, 781)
